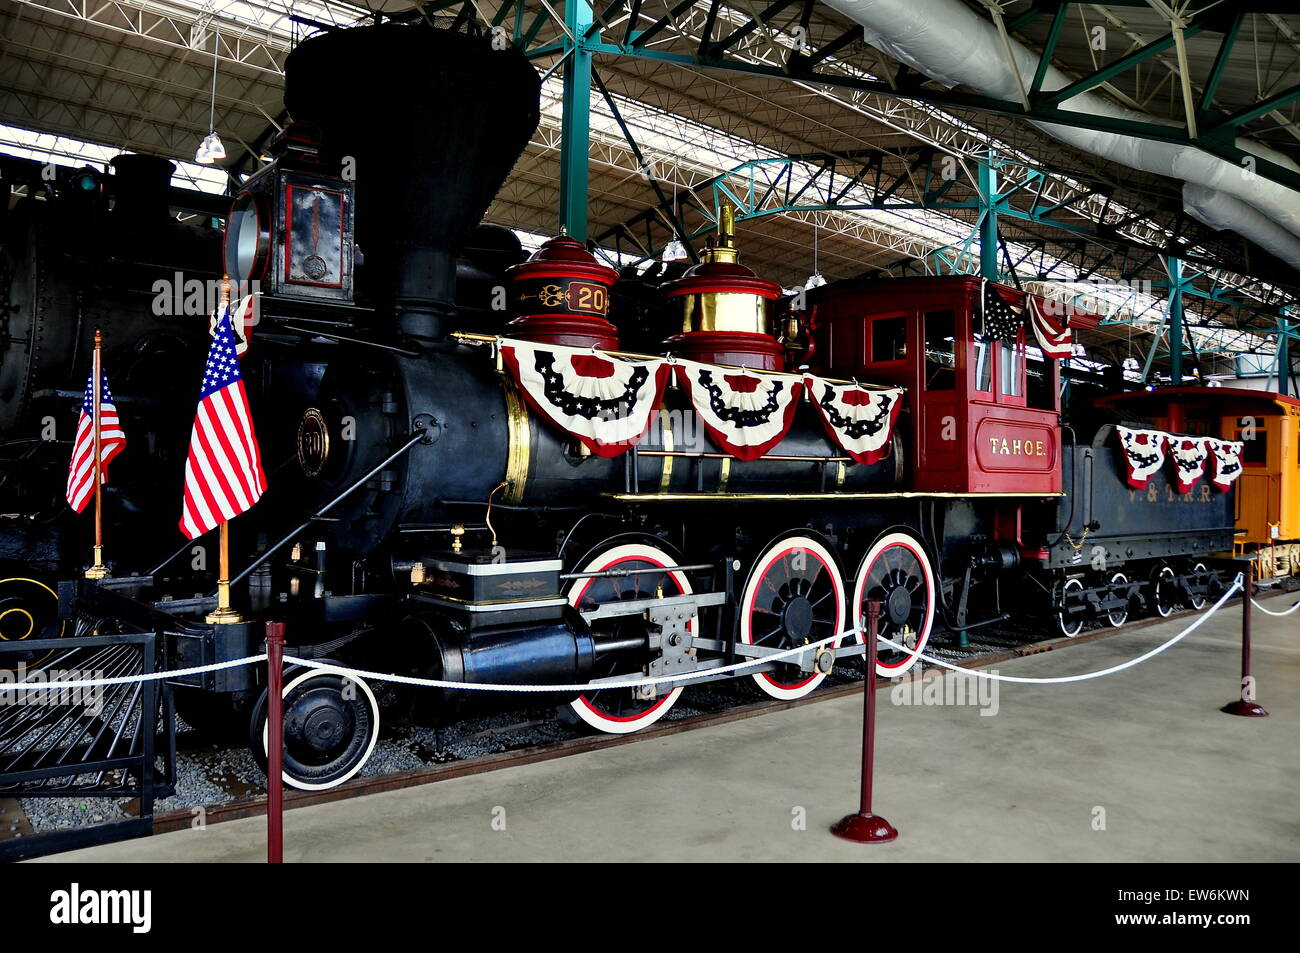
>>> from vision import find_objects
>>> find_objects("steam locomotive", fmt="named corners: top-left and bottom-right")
top-left (0, 22), bottom-right (1238, 790)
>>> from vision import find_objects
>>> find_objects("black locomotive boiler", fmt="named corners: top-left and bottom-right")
top-left (0, 22), bottom-right (1238, 791)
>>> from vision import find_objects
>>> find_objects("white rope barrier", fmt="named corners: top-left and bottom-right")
top-left (0, 655), bottom-right (267, 690)
top-left (1252, 596), bottom-right (1300, 617)
top-left (0, 572), bottom-right (1249, 692)
top-left (875, 573), bottom-right (1244, 685)
top-left (281, 631), bottom-right (849, 692)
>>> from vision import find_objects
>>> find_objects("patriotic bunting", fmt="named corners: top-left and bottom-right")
top-left (1206, 438), bottom-right (1245, 491)
top-left (674, 360), bottom-right (804, 461)
top-left (1116, 426), bottom-right (1245, 494)
top-left (499, 340), bottom-right (671, 458)
top-left (495, 338), bottom-right (905, 466)
top-left (1116, 426), bottom-right (1168, 489)
top-left (804, 378), bottom-right (904, 465)
top-left (1167, 436), bottom-right (1209, 493)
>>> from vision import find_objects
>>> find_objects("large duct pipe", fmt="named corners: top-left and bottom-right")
top-left (1184, 185), bottom-right (1300, 267)
top-left (824, 0), bottom-right (1300, 268)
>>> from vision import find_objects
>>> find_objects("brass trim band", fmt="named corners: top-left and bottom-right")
top-left (658, 409), bottom-right (674, 493)
top-left (502, 378), bottom-right (530, 506)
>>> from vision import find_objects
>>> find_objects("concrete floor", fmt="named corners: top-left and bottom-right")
top-left (38, 595), bottom-right (1299, 862)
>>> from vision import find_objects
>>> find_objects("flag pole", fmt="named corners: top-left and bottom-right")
top-left (206, 276), bottom-right (242, 625)
top-left (84, 328), bottom-right (109, 580)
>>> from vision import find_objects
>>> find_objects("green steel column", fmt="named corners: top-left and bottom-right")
top-left (559, 0), bottom-right (593, 241)
top-left (1167, 257), bottom-right (1185, 384)
top-left (978, 157), bottom-right (999, 280)
top-left (1278, 314), bottom-right (1292, 397)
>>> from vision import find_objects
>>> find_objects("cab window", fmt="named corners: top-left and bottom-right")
top-left (924, 310), bottom-right (956, 391)
top-left (1026, 356), bottom-right (1056, 411)
top-left (973, 334), bottom-right (993, 393)
top-left (999, 340), bottom-right (1023, 398)
top-left (870, 315), bottom-right (907, 364)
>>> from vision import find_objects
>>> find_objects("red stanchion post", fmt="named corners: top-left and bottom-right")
top-left (266, 620), bottom-right (286, 862)
top-left (832, 599), bottom-right (898, 843)
top-left (1222, 560), bottom-right (1268, 717)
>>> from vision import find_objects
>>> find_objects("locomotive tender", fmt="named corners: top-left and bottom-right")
top-left (0, 22), bottom-right (1240, 790)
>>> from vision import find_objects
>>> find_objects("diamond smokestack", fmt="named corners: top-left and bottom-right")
top-left (283, 24), bottom-right (541, 339)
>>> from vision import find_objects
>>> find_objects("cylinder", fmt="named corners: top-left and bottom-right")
top-left (403, 611), bottom-right (596, 719)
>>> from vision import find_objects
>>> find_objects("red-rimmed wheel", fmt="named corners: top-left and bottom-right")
top-left (851, 532), bottom-right (936, 677)
top-left (566, 543), bottom-right (695, 734)
top-left (741, 535), bottom-right (845, 700)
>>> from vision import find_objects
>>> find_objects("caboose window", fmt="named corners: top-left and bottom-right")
top-left (871, 316), bottom-right (907, 363)
top-left (1237, 431), bottom-right (1267, 465)
top-left (924, 310), bottom-right (955, 391)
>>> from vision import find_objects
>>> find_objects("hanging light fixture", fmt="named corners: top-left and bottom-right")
top-left (804, 220), bottom-right (825, 289)
top-left (196, 30), bottom-right (226, 165)
top-left (662, 237), bottom-right (688, 262)
top-left (661, 186), bottom-right (686, 261)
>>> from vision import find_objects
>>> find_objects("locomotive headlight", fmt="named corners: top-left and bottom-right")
top-left (224, 191), bottom-right (270, 285)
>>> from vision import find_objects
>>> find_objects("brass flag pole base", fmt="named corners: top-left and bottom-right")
top-left (84, 545), bottom-right (109, 580)
top-left (206, 521), bottom-right (242, 624)
top-left (205, 605), bottom-right (243, 625)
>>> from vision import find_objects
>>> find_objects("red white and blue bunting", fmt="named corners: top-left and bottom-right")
top-left (1117, 426), bottom-right (1244, 493)
top-left (674, 360), bottom-right (804, 461)
top-left (499, 340), bottom-right (671, 458)
top-left (804, 378), bottom-right (904, 465)
top-left (496, 338), bottom-right (904, 465)
top-left (1167, 436), bottom-right (1209, 493)
top-left (1206, 438), bottom-right (1245, 491)
top-left (1117, 426), bottom-right (1168, 489)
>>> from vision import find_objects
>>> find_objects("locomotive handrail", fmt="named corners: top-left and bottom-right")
top-left (225, 431), bottom-right (427, 588)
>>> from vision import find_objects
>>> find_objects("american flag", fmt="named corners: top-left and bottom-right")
top-left (65, 370), bottom-right (126, 513)
top-left (179, 308), bottom-right (267, 540)
top-left (982, 289), bottom-right (1025, 342)
top-left (1027, 297), bottom-right (1074, 359)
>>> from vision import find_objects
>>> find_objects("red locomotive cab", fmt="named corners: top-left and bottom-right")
top-left (807, 276), bottom-right (1074, 494)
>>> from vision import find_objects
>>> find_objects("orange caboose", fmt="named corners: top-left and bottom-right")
top-left (1099, 386), bottom-right (1300, 577)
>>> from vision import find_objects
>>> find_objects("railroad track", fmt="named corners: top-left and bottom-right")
top-left (5, 584), bottom-right (1292, 853)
